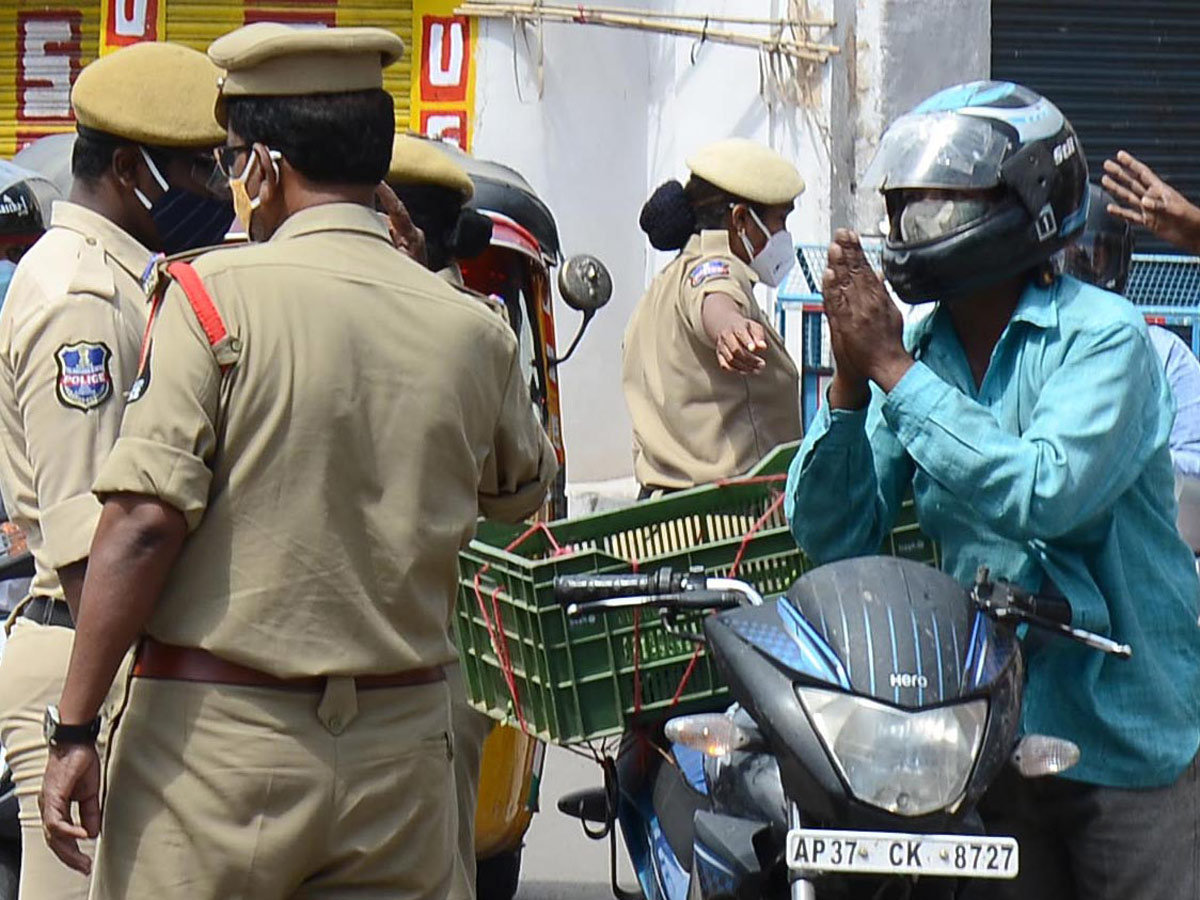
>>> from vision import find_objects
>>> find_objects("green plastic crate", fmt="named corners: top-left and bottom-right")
top-left (455, 443), bottom-right (938, 745)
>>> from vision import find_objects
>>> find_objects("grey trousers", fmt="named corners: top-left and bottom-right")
top-left (963, 752), bottom-right (1200, 900)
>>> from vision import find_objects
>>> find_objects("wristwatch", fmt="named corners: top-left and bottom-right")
top-left (43, 705), bottom-right (101, 747)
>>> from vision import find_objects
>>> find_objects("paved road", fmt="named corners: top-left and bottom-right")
top-left (517, 746), bottom-right (636, 900)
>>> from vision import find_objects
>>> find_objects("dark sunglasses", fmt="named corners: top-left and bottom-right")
top-left (213, 145), bottom-right (254, 178)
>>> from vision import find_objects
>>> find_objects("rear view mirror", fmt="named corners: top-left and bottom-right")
top-left (558, 254), bottom-right (612, 313)
top-left (550, 254), bottom-right (612, 365)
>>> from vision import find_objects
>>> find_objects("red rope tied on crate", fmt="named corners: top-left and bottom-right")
top-left (472, 470), bottom-right (792, 735)
top-left (728, 488), bottom-right (787, 578)
top-left (666, 472), bottom-right (788, 706)
top-left (472, 522), bottom-right (573, 732)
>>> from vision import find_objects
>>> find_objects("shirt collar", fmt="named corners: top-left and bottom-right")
top-left (438, 263), bottom-right (465, 286)
top-left (270, 203), bottom-right (393, 245)
top-left (49, 200), bottom-right (155, 283)
top-left (1008, 277), bottom-right (1061, 330)
top-left (911, 276), bottom-right (1062, 354)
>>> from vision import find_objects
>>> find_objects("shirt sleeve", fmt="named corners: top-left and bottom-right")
top-left (881, 322), bottom-right (1163, 543)
top-left (679, 256), bottom-right (755, 346)
top-left (477, 344), bottom-right (559, 523)
top-left (785, 387), bottom-right (915, 563)
top-left (92, 280), bottom-right (221, 531)
top-left (1160, 336), bottom-right (1200, 480)
top-left (13, 290), bottom-right (138, 569)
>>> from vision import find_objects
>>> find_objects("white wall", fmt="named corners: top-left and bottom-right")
top-left (473, 11), bottom-right (653, 483)
top-left (472, 0), bottom-right (989, 485)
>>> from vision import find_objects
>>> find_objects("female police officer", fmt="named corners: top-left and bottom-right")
top-left (622, 138), bottom-right (804, 495)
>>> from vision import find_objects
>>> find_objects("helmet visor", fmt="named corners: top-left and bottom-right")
top-left (894, 196), bottom-right (994, 244)
top-left (863, 112), bottom-right (1012, 192)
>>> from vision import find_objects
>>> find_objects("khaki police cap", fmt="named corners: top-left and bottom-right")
top-left (686, 138), bottom-right (805, 206)
top-left (209, 23), bottom-right (404, 112)
top-left (388, 134), bottom-right (474, 200)
top-left (71, 42), bottom-right (226, 148)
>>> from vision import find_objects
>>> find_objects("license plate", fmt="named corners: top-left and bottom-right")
top-left (787, 828), bottom-right (1019, 879)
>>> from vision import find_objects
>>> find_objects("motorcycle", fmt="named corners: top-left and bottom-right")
top-left (553, 556), bottom-right (1130, 900)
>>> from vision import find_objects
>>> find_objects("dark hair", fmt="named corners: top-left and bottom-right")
top-left (394, 183), bottom-right (493, 272)
top-left (71, 131), bottom-right (123, 180)
top-left (226, 89), bottom-right (394, 185)
top-left (639, 175), bottom-right (763, 251)
top-left (71, 130), bottom-right (196, 184)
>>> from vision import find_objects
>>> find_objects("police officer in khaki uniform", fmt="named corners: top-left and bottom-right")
top-left (39, 23), bottom-right (556, 900)
top-left (0, 42), bottom-right (228, 899)
top-left (387, 134), bottom-right (494, 290)
top-left (623, 138), bottom-right (805, 494)
top-left (389, 132), bottom-right (502, 900)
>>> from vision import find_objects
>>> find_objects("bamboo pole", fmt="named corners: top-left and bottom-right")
top-left (456, 2), bottom-right (840, 61)
top-left (460, 0), bottom-right (836, 29)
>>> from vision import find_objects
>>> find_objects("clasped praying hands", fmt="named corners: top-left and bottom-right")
top-left (822, 229), bottom-right (913, 409)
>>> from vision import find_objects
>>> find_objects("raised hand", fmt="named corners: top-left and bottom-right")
top-left (375, 182), bottom-right (428, 265)
top-left (1102, 151), bottom-right (1200, 254)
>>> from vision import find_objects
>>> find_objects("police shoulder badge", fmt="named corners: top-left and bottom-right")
top-left (688, 259), bottom-right (731, 288)
top-left (55, 342), bottom-right (113, 411)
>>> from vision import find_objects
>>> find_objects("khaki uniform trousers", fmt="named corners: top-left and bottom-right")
top-left (0, 617), bottom-right (127, 900)
top-left (92, 673), bottom-right (455, 900)
top-left (446, 663), bottom-right (493, 900)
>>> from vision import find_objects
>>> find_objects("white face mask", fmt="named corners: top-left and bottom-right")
top-left (737, 206), bottom-right (795, 288)
top-left (133, 148), bottom-right (171, 211)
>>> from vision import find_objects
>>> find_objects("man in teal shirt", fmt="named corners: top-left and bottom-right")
top-left (788, 81), bottom-right (1200, 899)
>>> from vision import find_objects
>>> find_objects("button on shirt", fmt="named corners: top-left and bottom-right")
top-left (622, 230), bottom-right (801, 489)
top-left (93, 204), bottom-right (556, 678)
top-left (0, 202), bottom-right (151, 600)
top-left (786, 275), bottom-right (1200, 789)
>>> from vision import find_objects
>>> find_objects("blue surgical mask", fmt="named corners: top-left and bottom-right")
top-left (136, 149), bottom-right (234, 255)
top-left (0, 259), bottom-right (15, 306)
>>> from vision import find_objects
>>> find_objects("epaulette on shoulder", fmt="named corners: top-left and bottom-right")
top-left (447, 280), bottom-right (511, 324)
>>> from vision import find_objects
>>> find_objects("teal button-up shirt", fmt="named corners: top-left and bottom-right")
top-left (786, 275), bottom-right (1200, 789)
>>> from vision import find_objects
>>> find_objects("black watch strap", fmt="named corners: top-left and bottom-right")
top-left (44, 705), bottom-right (101, 747)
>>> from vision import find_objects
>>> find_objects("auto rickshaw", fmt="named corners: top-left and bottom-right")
top-left (421, 142), bottom-right (611, 900)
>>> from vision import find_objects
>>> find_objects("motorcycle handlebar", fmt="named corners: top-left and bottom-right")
top-left (554, 569), bottom-right (690, 607)
top-left (1020, 593), bottom-right (1072, 627)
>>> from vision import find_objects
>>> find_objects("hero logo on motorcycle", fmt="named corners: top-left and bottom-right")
top-left (888, 672), bottom-right (928, 689)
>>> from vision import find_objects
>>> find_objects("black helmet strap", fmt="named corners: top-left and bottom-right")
top-left (1000, 140), bottom-right (1057, 232)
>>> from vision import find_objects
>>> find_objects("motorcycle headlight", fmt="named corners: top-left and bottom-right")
top-left (798, 687), bottom-right (987, 817)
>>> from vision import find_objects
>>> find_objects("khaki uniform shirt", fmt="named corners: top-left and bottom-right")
top-left (94, 204), bottom-right (556, 677)
top-left (622, 230), bottom-right (801, 489)
top-left (0, 202), bottom-right (151, 600)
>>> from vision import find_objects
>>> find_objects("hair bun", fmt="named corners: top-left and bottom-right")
top-left (449, 209), bottom-right (494, 261)
top-left (639, 179), bottom-right (696, 251)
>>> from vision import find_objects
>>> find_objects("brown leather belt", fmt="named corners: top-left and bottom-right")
top-left (132, 639), bottom-right (444, 691)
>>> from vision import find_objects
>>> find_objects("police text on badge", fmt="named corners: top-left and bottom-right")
top-left (55, 342), bottom-right (113, 411)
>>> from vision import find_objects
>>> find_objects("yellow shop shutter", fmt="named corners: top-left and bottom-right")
top-left (0, 1), bottom-right (102, 156)
top-left (0, 2), bottom-right (413, 158)
top-left (164, 1), bottom-right (413, 132)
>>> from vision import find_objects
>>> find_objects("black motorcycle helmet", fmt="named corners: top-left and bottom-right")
top-left (1059, 184), bottom-right (1133, 294)
top-left (0, 160), bottom-right (57, 251)
top-left (865, 81), bottom-right (1089, 303)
